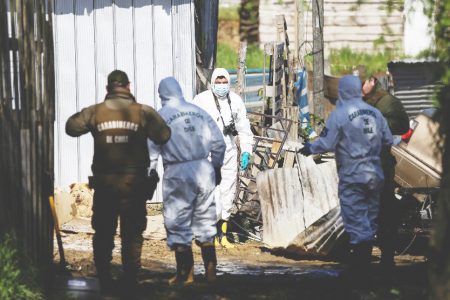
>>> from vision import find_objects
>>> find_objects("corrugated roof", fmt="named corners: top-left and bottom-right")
top-left (388, 61), bottom-right (440, 117)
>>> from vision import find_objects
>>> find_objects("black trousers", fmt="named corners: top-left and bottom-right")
top-left (91, 174), bottom-right (147, 279)
top-left (377, 163), bottom-right (399, 262)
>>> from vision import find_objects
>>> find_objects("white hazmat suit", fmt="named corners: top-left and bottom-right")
top-left (192, 68), bottom-right (254, 221)
top-left (149, 77), bottom-right (226, 248)
top-left (309, 75), bottom-right (393, 245)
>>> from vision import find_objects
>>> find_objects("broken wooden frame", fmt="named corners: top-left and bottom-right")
top-left (232, 111), bottom-right (293, 225)
top-left (263, 42), bottom-right (285, 123)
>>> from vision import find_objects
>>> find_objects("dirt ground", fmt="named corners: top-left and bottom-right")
top-left (50, 227), bottom-right (429, 300)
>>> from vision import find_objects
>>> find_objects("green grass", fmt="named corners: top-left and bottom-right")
top-left (328, 47), bottom-right (403, 76)
top-left (0, 234), bottom-right (44, 300)
top-left (219, 6), bottom-right (239, 21)
top-left (217, 43), bottom-right (266, 69)
top-left (218, 44), bottom-right (400, 76)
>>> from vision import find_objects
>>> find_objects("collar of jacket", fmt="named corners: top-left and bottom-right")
top-left (363, 83), bottom-right (388, 107)
top-left (104, 87), bottom-right (136, 102)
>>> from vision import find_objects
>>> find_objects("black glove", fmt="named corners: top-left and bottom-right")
top-left (299, 142), bottom-right (312, 156)
top-left (146, 169), bottom-right (160, 199)
top-left (214, 167), bottom-right (222, 186)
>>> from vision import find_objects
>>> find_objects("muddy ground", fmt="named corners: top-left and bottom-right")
top-left (50, 227), bottom-right (429, 300)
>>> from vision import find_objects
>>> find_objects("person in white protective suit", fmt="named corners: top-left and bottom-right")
top-left (192, 68), bottom-right (254, 248)
top-left (148, 77), bottom-right (226, 286)
top-left (299, 75), bottom-right (393, 279)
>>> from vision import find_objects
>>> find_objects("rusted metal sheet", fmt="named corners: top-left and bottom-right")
top-left (257, 155), bottom-right (344, 256)
top-left (392, 113), bottom-right (442, 188)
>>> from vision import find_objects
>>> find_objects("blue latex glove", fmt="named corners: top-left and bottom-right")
top-left (240, 152), bottom-right (251, 170)
top-left (299, 142), bottom-right (312, 156)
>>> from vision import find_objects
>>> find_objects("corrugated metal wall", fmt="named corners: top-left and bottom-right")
top-left (53, 1), bottom-right (196, 195)
top-left (388, 61), bottom-right (440, 117)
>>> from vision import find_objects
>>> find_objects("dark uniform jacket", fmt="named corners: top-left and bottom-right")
top-left (65, 87), bottom-right (171, 175)
top-left (364, 83), bottom-right (409, 171)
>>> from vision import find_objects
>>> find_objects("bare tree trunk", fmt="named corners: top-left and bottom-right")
top-left (429, 83), bottom-right (450, 299)
top-left (239, 0), bottom-right (260, 45)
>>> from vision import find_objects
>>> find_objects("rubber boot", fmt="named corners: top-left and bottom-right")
top-left (96, 263), bottom-right (115, 296)
top-left (168, 245), bottom-right (194, 287)
top-left (200, 242), bottom-right (217, 283)
top-left (218, 220), bottom-right (235, 249)
top-left (353, 241), bottom-right (373, 289)
top-left (380, 245), bottom-right (396, 269)
top-left (340, 242), bottom-right (371, 287)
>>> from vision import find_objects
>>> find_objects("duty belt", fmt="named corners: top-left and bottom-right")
top-left (92, 166), bottom-right (147, 176)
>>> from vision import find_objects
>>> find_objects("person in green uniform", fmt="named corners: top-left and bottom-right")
top-left (362, 75), bottom-right (410, 270)
top-left (65, 70), bottom-right (171, 294)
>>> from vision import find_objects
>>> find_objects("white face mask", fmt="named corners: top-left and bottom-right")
top-left (213, 83), bottom-right (230, 98)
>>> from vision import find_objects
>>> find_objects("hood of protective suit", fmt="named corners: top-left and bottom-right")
top-left (338, 75), bottom-right (363, 102)
top-left (158, 77), bottom-right (184, 106)
top-left (210, 68), bottom-right (231, 85)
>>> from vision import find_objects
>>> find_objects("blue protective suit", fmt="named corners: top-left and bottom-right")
top-left (309, 75), bottom-right (393, 244)
top-left (148, 77), bottom-right (226, 248)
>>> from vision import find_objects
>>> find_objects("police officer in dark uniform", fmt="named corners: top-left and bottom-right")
top-left (66, 70), bottom-right (171, 294)
top-left (362, 75), bottom-right (409, 270)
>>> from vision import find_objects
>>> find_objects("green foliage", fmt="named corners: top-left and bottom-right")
top-left (0, 234), bottom-right (44, 300)
top-left (217, 42), bottom-right (238, 69)
top-left (246, 45), bottom-right (265, 68)
top-left (219, 6), bottom-right (239, 21)
top-left (217, 43), bottom-right (266, 69)
top-left (239, 0), bottom-right (259, 23)
top-left (328, 47), bottom-right (402, 76)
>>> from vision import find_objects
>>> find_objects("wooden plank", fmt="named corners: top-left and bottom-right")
top-left (283, 150), bottom-right (296, 167)
top-left (282, 106), bottom-right (299, 141)
top-left (235, 42), bottom-right (247, 96)
top-left (273, 43), bottom-right (284, 69)
top-left (268, 142), bottom-right (282, 168)
top-left (273, 68), bottom-right (284, 82)
top-left (265, 84), bottom-right (282, 97)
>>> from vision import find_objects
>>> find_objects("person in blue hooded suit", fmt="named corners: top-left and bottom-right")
top-left (300, 75), bottom-right (393, 277)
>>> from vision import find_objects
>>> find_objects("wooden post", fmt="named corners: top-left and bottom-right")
top-left (275, 15), bottom-right (288, 107)
top-left (287, 54), bottom-right (295, 106)
top-left (294, 0), bottom-right (300, 68)
top-left (235, 42), bottom-right (247, 97)
top-left (312, 0), bottom-right (325, 129)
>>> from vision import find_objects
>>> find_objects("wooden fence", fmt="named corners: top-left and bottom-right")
top-left (260, 0), bottom-right (404, 54)
top-left (0, 0), bottom-right (55, 271)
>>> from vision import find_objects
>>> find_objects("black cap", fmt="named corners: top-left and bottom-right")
top-left (107, 70), bottom-right (130, 88)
